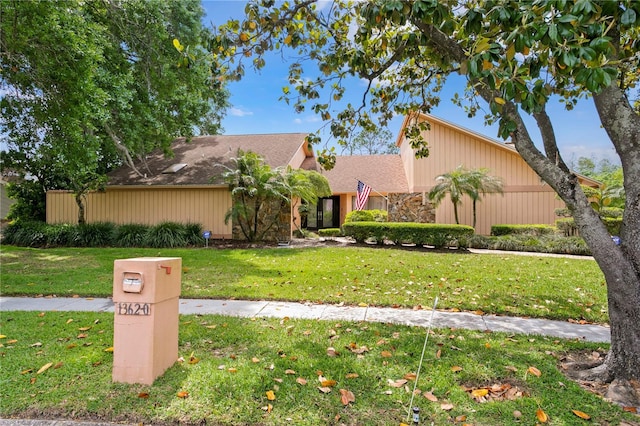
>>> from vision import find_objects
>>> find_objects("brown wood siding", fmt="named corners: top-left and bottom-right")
top-left (47, 187), bottom-right (232, 237)
top-left (435, 190), bottom-right (565, 235)
top-left (402, 116), bottom-right (567, 235)
top-left (411, 119), bottom-right (545, 190)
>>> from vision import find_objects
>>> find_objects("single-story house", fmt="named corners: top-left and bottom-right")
top-left (46, 114), bottom-right (600, 238)
top-left (47, 133), bottom-right (315, 240)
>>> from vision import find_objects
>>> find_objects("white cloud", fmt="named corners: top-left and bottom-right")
top-left (229, 107), bottom-right (253, 117)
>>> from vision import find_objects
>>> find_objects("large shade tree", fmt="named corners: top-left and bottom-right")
top-left (0, 0), bottom-right (229, 223)
top-left (210, 0), bottom-right (640, 402)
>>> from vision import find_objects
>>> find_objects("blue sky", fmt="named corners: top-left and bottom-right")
top-left (203, 1), bottom-right (618, 165)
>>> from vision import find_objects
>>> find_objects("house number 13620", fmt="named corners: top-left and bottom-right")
top-left (117, 302), bottom-right (151, 316)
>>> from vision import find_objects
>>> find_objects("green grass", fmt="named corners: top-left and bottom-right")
top-left (1, 245), bottom-right (607, 323)
top-left (1, 311), bottom-right (634, 425)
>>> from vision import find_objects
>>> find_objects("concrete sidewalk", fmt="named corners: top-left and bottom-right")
top-left (0, 296), bottom-right (610, 343)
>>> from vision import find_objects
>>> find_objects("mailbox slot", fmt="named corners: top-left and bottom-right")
top-left (122, 272), bottom-right (144, 293)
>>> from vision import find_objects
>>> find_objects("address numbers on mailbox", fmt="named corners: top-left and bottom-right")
top-left (116, 302), bottom-right (151, 316)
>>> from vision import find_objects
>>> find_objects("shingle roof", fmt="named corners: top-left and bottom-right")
top-left (107, 133), bottom-right (314, 186)
top-left (320, 155), bottom-right (409, 193)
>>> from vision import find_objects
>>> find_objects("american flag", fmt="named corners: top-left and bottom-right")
top-left (355, 180), bottom-right (371, 211)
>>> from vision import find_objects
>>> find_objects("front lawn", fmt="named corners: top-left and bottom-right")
top-left (0, 245), bottom-right (607, 323)
top-left (0, 311), bottom-right (632, 425)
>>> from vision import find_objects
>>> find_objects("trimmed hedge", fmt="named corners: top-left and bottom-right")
top-left (555, 217), bottom-right (622, 237)
top-left (342, 222), bottom-right (474, 248)
top-left (491, 224), bottom-right (556, 236)
top-left (318, 228), bottom-right (342, 237)
top-left (466, 234), bottom-right (591, 256)
top-left (1, 220), bottom-right (206, 248)
top-left (555, 218), bottom-right (579, 237)
top-left (344, 209), bottom-right (387, 223)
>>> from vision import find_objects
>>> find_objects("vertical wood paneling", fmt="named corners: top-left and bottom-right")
top-left (47, 187), bottom-right (233, 236)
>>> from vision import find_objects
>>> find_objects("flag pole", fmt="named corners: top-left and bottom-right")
top-left (354, 178), bottom-right (388, 201)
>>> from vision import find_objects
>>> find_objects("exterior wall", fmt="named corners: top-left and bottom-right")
top-left (47, 186), bottom-right (233, 238)
top-left (401, 116), bottom-right (566, 235)
top-left (434, 187), bottom-right (566, 235)
top-left (388, 193), bottom-right (436, 223)
top-left (231, 198), bottom-right (292, 242)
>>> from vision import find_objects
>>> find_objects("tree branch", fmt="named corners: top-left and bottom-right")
top-left (103, 123), bottom-right (144, 177)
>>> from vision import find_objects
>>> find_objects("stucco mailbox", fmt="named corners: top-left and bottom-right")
top-left (112, 257), bottom-right (182, 385)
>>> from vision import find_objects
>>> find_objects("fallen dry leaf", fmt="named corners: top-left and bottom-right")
top-left (327, 347), bottom-right (338, 357)
top-left (528, 366), bottom-right (542, 377)
top-left (450, 366), bottom-right (463, 372)
top-left (536, 408), bottom-right (549, 423)
top-left (104, 347), bottom-right (114, 353)
top-left (176, 391), bottom-right (189, 398)
top-left (388, 379), bottom-right (408, 388)
top-left (138, 392), bottom-right (149, 399)
top-left (321, 379), bottom-right (337, 388)
top-left (381, 350), bottom-right (393, 358)
top-left (261, 404), bottom-right (273, 413)
top-left (296, 377), bottom-right (307, 385)
top-left (572, 409), bottom-right (591, 420)
top-left (266, 390), bottom-right (276, 401)
top-left (318, 386), bottom-right (332, 393)
top-left (345, 373), bottom-right (359, 379)
top-left (471, 388), bottom-right (489, 398)
top-left (339, 389), bottom-right (355, 405)
top-left (78, 326), bottom-right (92, 331)
top-left (53, 362), bottom-right (64, 369)
top-left (423, 391), bottom-right (438, 402)
top-left (404, 372), bottom-right (417, 381)
top-left (37, 362), bottom-right (53, 375)
top-left (285, 369), bottom-right (296, 375)
top-left (440, 403), bottom-right (454, 411)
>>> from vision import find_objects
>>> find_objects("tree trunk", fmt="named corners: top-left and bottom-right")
top-left (574, 206), bottom-right (640, 382)
top-left (453, 202), bottom-right (460, 224)
top-left (75, 193), bottom-right (86, 225)
top-left (472, 200), bottom-right (477, 229)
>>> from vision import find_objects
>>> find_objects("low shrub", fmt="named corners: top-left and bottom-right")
top-left (2, 220), bottom-right (206, 248)
top-left (466, 233), bottom-right (591, 256)
top-left (599, 207), bottom-right (623, 218)
top-left (602, 217), bottom-right (622, 236)
top-left (1, 220), bottom-right (47, 247)
top-left (556, 218), bottom-right (578, 237)
top-left (491, 224), bottom-right (556, 236)
top-left (45, 223), bottom-right (76, 247)
top-left (344, 209), bottom-right (387, 223)
top-left (75, 222), bottom-right (116, 247)
top-left (554, 208), bottom-right (572, 218)
top-left (342, 222), bottom-right (474, 248)
top-left (114, 224), bottom-right (150, 247)
top-left (185, 222), bottom-right (204, 246)
top-left (318, 228), bottom-right (341, 238)
top-left (145, 222), bottom-right (189, 248)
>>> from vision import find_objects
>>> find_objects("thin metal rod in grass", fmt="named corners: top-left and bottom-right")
top-left (405, 296), bottom-right (439, 425)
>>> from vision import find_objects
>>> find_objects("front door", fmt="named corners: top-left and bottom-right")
top-left (306, 196), bottom-right (340, 230)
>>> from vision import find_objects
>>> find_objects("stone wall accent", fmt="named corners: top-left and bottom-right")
top-left (232, 198), bottom-right (291, 242)
top-left (387, 192), bottom-right (435, 223)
